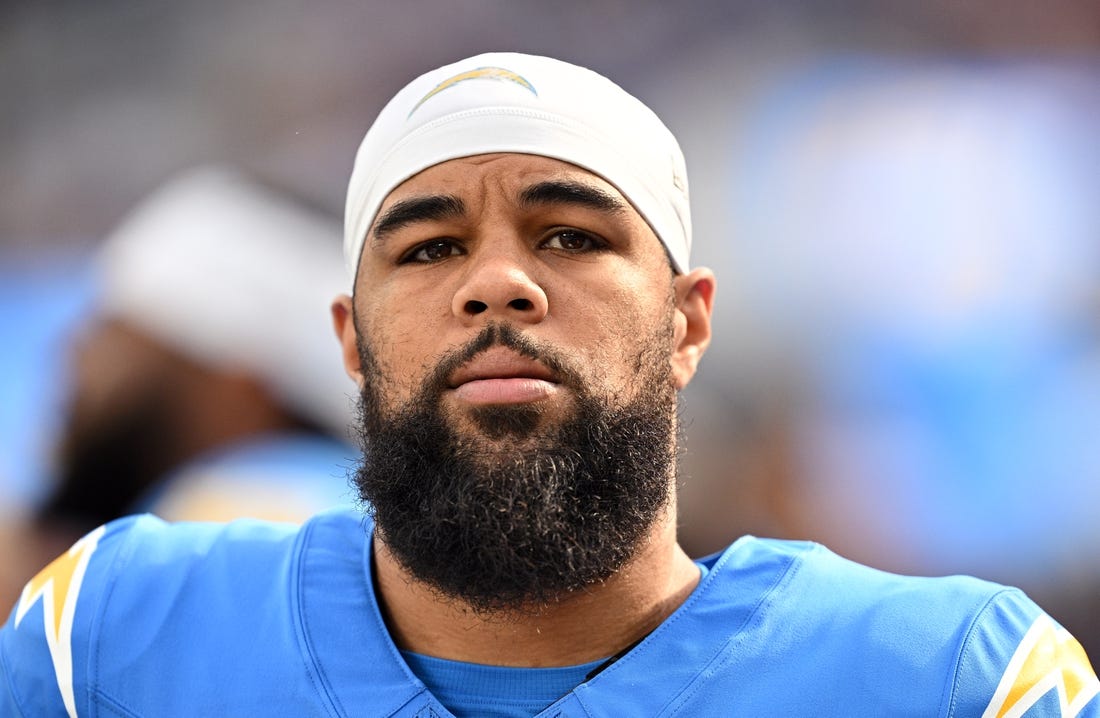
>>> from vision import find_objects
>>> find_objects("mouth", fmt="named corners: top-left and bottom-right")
top-left (447, 347), bottom-right (561, 405)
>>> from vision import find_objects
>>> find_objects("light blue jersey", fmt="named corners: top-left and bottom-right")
top-left (135, 432), bottom-right (359, 523)
top-left (3, 509), bottom-right (1096, 717)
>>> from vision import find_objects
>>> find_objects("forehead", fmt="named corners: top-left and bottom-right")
top-left (376, 153), bottom-right (630, 212)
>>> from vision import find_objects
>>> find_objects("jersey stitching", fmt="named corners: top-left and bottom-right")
top-left (659, 542), bottom-right (812, 716)
top-left (0, 639), bottom-right (31, 718)
top-left (295, 513), bottom-right (431, 718)
top-left (942, 587), bottom-right (1021, 718)
top-left (572, 539), bottom-right (811, 717)
top-left (91, 519), bottom-right (148, 718)
top-left (364, 516), bottom-right (440, 717)
top-left (292, 516), bottom-right (345, 718)
top-left (583, 537), bottom-right (761, 683)
top-left (91, 686), bottom-right (141, 717)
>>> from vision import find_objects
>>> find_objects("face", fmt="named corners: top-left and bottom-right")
top-left (346, 153), bottom-right (694, 414)
top-left (334, 153), bottom-right (714, 609)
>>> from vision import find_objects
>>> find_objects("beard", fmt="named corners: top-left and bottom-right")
top-left (39, 391), bottom-right (176, 531)
top-left (352, 319), bottom-right (679, 613)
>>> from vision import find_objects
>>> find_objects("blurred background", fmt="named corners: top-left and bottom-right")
top-left (2, 0), bottom-right (1098, 653)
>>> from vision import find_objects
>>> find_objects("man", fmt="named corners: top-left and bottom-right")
top-left (40, 167), bottom-right (356, 527)
top-left (2, 52), bottom-right (1097, 717)
top-left (0, 168), bottom-right (357, 610)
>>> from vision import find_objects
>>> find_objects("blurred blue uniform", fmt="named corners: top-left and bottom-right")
top-left (4, 509), bottom-right (1096, 716)
top-left (136, 432), bottom-right (357, 522)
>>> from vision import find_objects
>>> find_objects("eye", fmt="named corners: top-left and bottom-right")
top-left (400, 239), bottom-right (463, 264)
top-left (541, 229), bottom-right (605, 253)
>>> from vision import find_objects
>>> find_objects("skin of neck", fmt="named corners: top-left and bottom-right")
top-left (370, 493), bottom-right (701, 668)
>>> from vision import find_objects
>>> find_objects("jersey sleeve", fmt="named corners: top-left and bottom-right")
top-left (948, 588), bottom-right (1099, 717)
top-left (0, 518), bottom-right (137, 718)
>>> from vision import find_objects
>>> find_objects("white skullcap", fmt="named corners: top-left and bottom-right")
top-left (96, 167), bottom-right (354, 436)
top-left (344, 52), bottom-right (692, 283)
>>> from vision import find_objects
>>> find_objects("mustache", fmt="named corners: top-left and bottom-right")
top-left (422, 323), bottom-right (586, 398)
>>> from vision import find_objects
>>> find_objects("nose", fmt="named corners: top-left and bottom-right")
top-left (452, 253), bottom-right (549, 325)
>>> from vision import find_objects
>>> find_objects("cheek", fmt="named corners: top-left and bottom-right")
top-left (356, 302), bottom-right (438, 399)
top-left (362, 274), bottom-right (443, 334)
top-left (556, 291), bottom-right (670, 391)
top-left (554, 270), bottom-right (664, 354)
top-left (363, 275), bottom-right (455, 338)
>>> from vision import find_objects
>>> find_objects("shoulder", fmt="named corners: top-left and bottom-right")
top-left (718, 536), bottom-right (1027, 623)
top-left (0, 508), bottom-right (365, 716)
top-left (947, 589), bottom-right (1100, 717)
top-left (710, 537), bottom-right (1100, 716)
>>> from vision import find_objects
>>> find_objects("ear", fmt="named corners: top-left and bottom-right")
top-left (670, 267), bottom-right (716, 390)
top-left (331, 294), bottom-right (365, 388)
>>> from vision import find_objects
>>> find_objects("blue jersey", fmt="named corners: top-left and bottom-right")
top-left (2, 508), bottom-right (1097, 717)
top-left (135, 432), bottom-right (359, 523)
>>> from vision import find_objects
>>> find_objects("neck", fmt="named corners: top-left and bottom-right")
top-left (371, 504), bottom-right (699, 667)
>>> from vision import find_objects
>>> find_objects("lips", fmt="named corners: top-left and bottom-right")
top-left (448, 347), bottom-right (560, 404)
top-left (448, 347), bottom-right (557, 386)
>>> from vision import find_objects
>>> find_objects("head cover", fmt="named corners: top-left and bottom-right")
top-left (97, 166), bottom-right (354, 436)
top-left (344, 52), bottom-right (691, 283)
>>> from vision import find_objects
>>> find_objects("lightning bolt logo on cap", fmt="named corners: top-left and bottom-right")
top-left (408, 66), bottom-right (537, 117)
top-left (981, 614), bottom-right (1100, 718)
top-left (15, 525), bottom-right (106, 718)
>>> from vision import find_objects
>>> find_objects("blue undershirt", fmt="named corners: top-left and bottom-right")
top-left (400, 651), bottom-right (605, 718)
top-left (401, 562), bottom-right (710, 717)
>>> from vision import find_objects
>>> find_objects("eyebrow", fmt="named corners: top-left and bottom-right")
top-left (371, 194), bottom-right (466, 243)
top-left (518, 180), bottom-right (630, 216)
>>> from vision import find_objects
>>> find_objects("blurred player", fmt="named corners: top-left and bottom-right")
top-left (1, 168), bottom-right (357, 608)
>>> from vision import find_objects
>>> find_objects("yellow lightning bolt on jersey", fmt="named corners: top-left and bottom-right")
top-left (409, 66), bottom-right (536, 117)
top-left (982, 614), bottom-right (1100, 718)
top-left (14, 525), bottom-right (106, 718)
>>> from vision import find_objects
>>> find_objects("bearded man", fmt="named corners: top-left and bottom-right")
top-left (3, 52), bottom-right (1097, 718)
